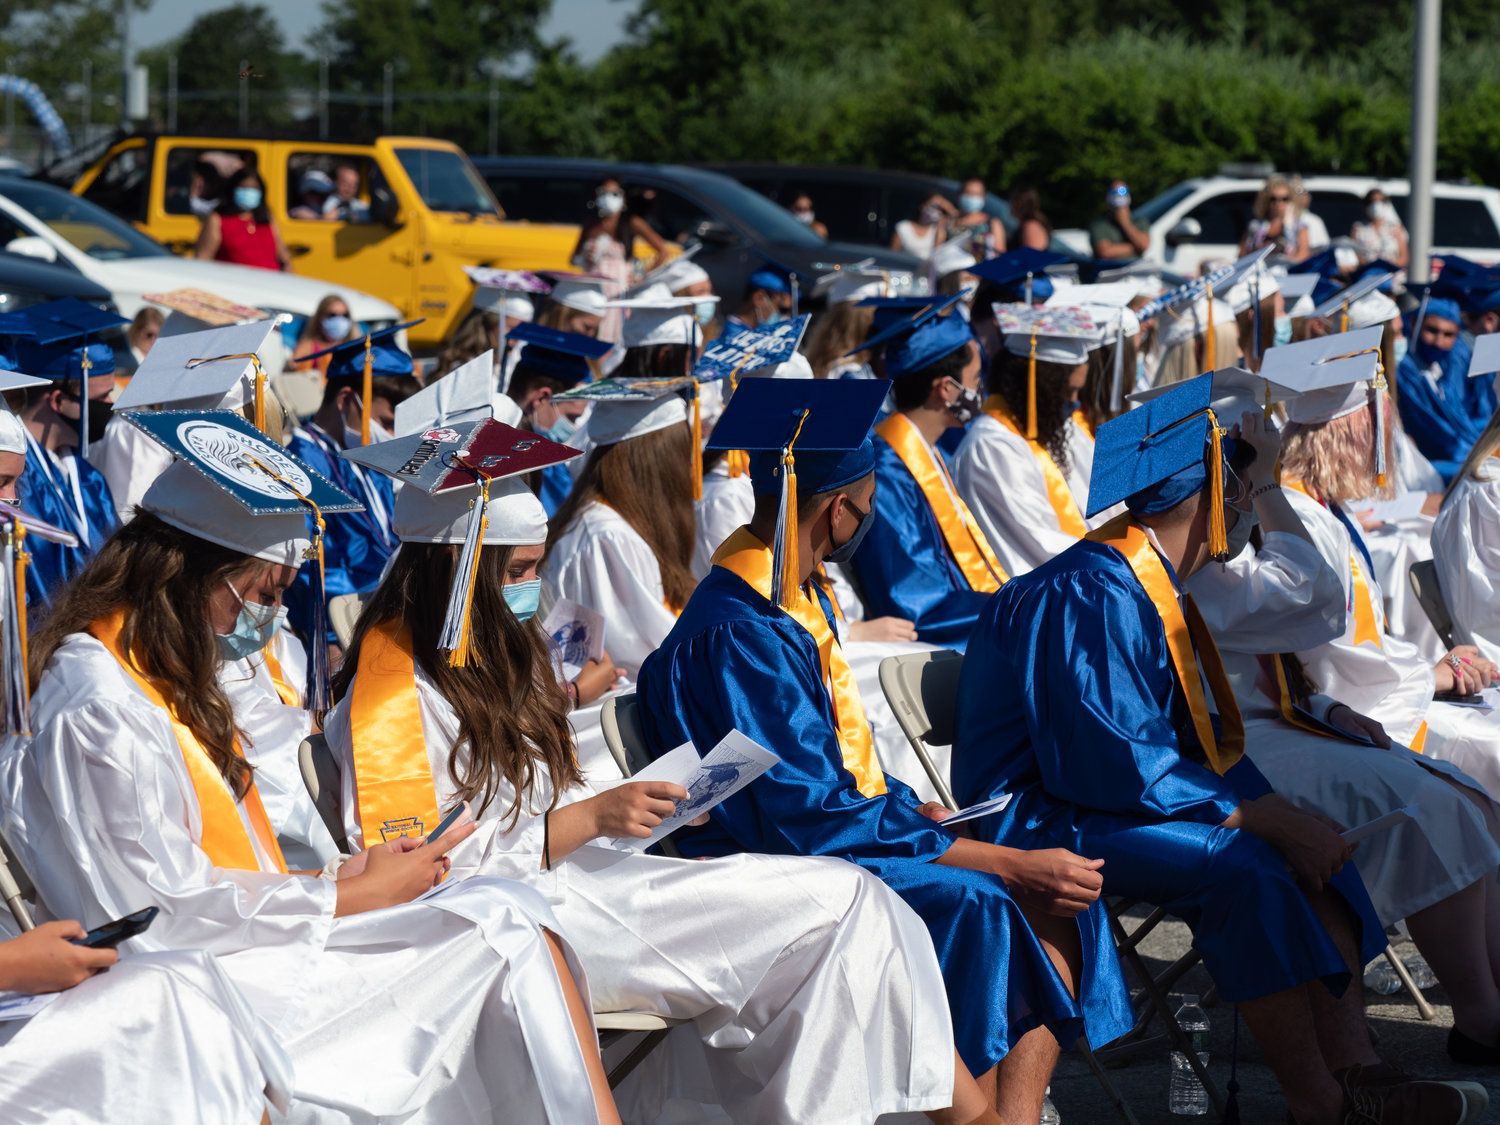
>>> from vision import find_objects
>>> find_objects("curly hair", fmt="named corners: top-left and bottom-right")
top-left (1280, 392), bottom-right (1398, 505)
top-left (988, 349), bottom-right (1081, 471)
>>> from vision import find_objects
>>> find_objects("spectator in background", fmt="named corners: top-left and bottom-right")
top-left (1351, 188), bottom-right (1410, 271)
top-left (1292, 180), bottom-right (1331, 251)
top-left (289, 169), bottom-right (334, 220)
top-left (125, 307), bottom-right (162, 367)
top-left (890, 193), bottom-right (954, 259)
top-left (1008, 184), bottom-right (1053, 251)
top-left (194, 166), bottom-right (289, 271)
top-left (1089, 179), bottom-right (1150, 259)
top-left (1241, 176), bottom-right (1310, 261)
top-left (727, 267), bottom-right (794, 333)
top-left (292, 294), bottom-right (357, 373)
top-left (951, 177), bottom-right (1006, 258)
top-left (571, 177), bottom-right (667, 343)
top-left (323, 163), bottom-right (369, 223)
top-left (789, 193), bottom-right (829, 238)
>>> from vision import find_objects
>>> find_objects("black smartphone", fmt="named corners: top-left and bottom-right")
top-left (70, 906), bottom-right (159, 949)
top-left (1434, 690), bottom-right (1482, 704)
top-left (425, 805), bottom-right (467, 847)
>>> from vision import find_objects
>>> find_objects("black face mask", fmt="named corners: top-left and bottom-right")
top-left (61, 393), bottom-right (112, 445)
top-left (825, 498), bottom-right (875, 564)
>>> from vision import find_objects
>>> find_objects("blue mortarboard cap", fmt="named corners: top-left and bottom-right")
top-left (1433, 254), bottom-right (1490, 278)
top-left (301, 320), bottom-right (423, 379)
top-left (13, 338), bottom-right (114, 382)
top-left (1289, 248), bottom-right (1343, 279)
top-left (883, 308), bottom-right (974, 378)
top-left (850, 294), bottom-right (965, 360)
top-left (748, 267), bottom-right (792, 295)
top-left (508, 321), bottom-right (611, 386)
top-left (1087, 373), bottom-right (1229, 519)
top-left (968, 248), bottom-right (1067, 288)
top-left (11, 297), bottom-right (127, 382)
top-left (1310, 272), bottom-right (1395, 321)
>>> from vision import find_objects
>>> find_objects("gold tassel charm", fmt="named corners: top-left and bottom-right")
top-left (1204, 283), bottom-right (1217, 373)
top-left (1206, 410), bottom-right (1228, 559)
top-left (361, 335), bottom-right (374, 446)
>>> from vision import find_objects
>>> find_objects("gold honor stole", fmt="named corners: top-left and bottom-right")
top-left (714, 527), bottom-right (888, 798)
top-left (982, 395), bottom-right (1089, 539)
top-left (1087, 517), bottom-right (1245, 775)
top-left (875, 413), bottom-right (1007, 592)
top-left (347, 621), bottom-right (442, 843)
top-left (90, 611), bottom-right (287, 873)
top-left (1283, 479), bottom-right (1383, 648)
top-left (261, 643), bottom-right (301, 707)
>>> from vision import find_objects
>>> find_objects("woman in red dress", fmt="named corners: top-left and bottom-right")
top-left (195, 166), bottom-right (290, 271)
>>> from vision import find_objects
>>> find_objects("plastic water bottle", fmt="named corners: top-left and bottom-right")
top-left (1363, 956), bottom-right (1403, 995)
top-left (1169, 994), bottom-right (1211, 1115)
top-left (1040, 1087), bottom-right (1061, 1125)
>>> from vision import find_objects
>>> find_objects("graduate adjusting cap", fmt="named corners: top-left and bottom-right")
top-left (347, 421), bottom-right (579, 665)
top-left (507, 320), bottom-right (612, 386)
top-left (115, 319), bottom-right (282, 415)
top-left (1469, 333), bottom-right (1500, 380)
top-left (1088, 372), bottom-right (1238, 559)
top-left (1263, 326), bottom-right (1392, 486)
top-left (708, 377), bottom-right (889, 609)
top-left (301, 320), bottom-right (422, 446)
top-left (607, 290), bottom-right (710, 349)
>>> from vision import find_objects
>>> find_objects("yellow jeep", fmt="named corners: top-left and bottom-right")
top-left (72, 135), bottom-right (579, 351)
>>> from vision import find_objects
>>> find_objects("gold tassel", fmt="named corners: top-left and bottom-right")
top-left (1026, 327), bottom-right (1038, 439)
top-left (726, 449), bottom-right (749, 478)
top-left (184, 352), bottom-right (267, 432)
top-left (360, 335), bottom-right (373, 446)
top-left (13, 523), bottom-right (28, 735)
top-left (779, 452), bottom-right (799, 611)
top-left (1206, 410), bottom-right (1228, 558)
top-left (1340, 302), bottom-right (1350, 334)
top-left (691, 384), bottom-right (703, 501)
top-left (1204, 283), bottom-right (1217, 373)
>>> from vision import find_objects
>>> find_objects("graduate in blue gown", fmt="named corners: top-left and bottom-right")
top-left (4, 303), bottom-right (127, 609)
top-left (637, 377), bottom-right (1133, 1124)
top-left (952, 373), bottom-right (1480, 1125)
top-left (284, 325), bottom-right (419, 649)
top-left (849, 299), bottom-right (1006, 649)
top-left (1397, 297), bottom-right (1493, 481)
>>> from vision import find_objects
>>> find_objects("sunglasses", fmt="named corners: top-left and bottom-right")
top-left (1269, 194), bottom-right (1292, 203)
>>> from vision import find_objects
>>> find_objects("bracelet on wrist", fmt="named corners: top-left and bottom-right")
top-left (1249, 482), bottom-right (1280, 501)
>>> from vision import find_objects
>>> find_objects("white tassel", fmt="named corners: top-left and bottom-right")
top-left (1, 530), bottom-right (23, 734)
top-left (1108, 313), bottom-right (1126, 414)
top-left (1373, 369), bottom-right (1389, 488)
top-left (769, 452), bottom-right (792, 609)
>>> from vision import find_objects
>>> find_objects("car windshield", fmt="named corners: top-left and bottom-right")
top-left (395, 148), bottom-right (500, 215)
top-left (0, 180), bottom-right (169, 260)
top-left (681, 173), bottom-right (824, 246)
top-left (1132, 183), bottom-right (1199, 224)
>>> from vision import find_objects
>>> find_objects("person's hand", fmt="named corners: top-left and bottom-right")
top-left (848, 617), bottom-right (918, 643)
top-left (1435, 646), bottom-right (1494, 695)
top-left (995, 848), bottom-right (1105, 917)
top-left (335, 820), bottom-right (477, 914)
top-left (573, 649), bottom-right (625, 707)
top-left (1326, 703), bottom-right (1392, 748)
top-left (1235, 410), bottom-right (1282, 489)
top-left (917, 801), bottom-right (955, 823)
top-left (588, 781), bottom-right (689, 841)
top-left (0, 921), bottom-right (117, 994)
top-left (1241, 796), bottom-right (1351, 890)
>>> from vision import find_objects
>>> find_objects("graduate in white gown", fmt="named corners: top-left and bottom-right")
top-left (0, 428), bottom-right (618, 1124)
top-left (326, 434), bottom-right (961, 1124)
top-left (1268, 335), bottom-right (1500, 799)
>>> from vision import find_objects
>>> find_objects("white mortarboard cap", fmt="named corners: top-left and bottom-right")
top-left (394, 351), bottom-right (497, 437)
top-left (587, 393), bottom-right (689, 445)
top-left (765, 352), bottom-right (813, 380)
top-left (1262, 327), bottom-right (1384, 424)
top-left (492, 392), bottom-right (523, 426)
top-left (0, 370), bottom-right (50, 397)
top-left (466, 268), bottom-right (548, 322)
top-left (1158, 296), bottom-right (1236, 351)
top-left (1002, 332), bottom-right (1090, 365)
top-left (1278, 273), bottom-right (1321, 319)
top-left (1129, 365), bottom-right (1298, 414)
top-left (546, 274), bottom-right (610, 316)
top-left (0, 409), bottom-right (26, 456)
top-left (394, 474), bottom-right (547, 547)
top-left (1347, 290), bottom-right (1400, 331)
top-left (649, 257), bottom-right (711, 295)
top-left (931, 240), bottom-right (978, 279)
top-left (826, 270), bottom-right (894, 306)
top-left (142, 459), bottom-right (313, 565)
top-left (1469, 333), bottom-right (1500, 379)
top-left (607, 291), bottom-right (706, 349)
top-left (115, 320), bottom-right (280, 411)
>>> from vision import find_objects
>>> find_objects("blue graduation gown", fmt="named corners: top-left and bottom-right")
top-left (284, 426), bottom-right (396, 647)
top-left (951, 539), bottom-right (1386, 1003)
top-left (1396, 340), bottom-right (1493, 482)
top-left (850, 434), bottom-right (994, 649)
top-left (637, 565), bottom-right (1133, 1073)
top-left (19, 442), bottom-right (117, 609)
top-left (538, 462), bottom-right (572, 518)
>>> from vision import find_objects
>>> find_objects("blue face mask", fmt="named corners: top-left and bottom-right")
top-left (1273, 316), bottom-right (1292, 348)
top-left (544, 415), bottom-right (576, 443)
top-left (694, 300), bottom-right (717, 327)
top-left (215, 581), bottom-right (288, 663)
top-left (233, 186), bottom-right (263, 212)
top-left (824, 498), bottom-right (875, 564)
top-left (321, 314), bottom-right (352, 341)
top-left (1393, 337), bottom-right (1408, 366)
top-left (503, 578), bottom-right (541, 622)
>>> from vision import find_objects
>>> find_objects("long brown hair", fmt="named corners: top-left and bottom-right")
top-left (332, 543), bottom-right (579, 824)
top-left (29, 514), bottom-right (266, 799)
top-left (806, 304), bottom-right (874, 378)
top-left (546, 422), bottom-right (698, 610)
top-left (433, 307), bottom-right (498, 377)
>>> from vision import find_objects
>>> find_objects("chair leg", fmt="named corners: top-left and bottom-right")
top-left (1382, 943), bottom-right (1436, 1021)
top-left (604, 1027), bottom-right (672, 1088)
top-left (1077, 1035), bottom-right (1141, 1125)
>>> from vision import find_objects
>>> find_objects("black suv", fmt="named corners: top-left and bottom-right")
top-left (471, 157), bottom-right (922, 304)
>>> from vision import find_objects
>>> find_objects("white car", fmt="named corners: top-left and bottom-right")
top-left (1132, 174), bottom-right (1500, 275)
top-left (0, 177), bottom-right (400, 333)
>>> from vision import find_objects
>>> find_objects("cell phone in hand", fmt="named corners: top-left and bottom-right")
top-left (69, 906), bottom-right (158, 949)
top-left (425, 804), bottom-right (468, 847)
top-left (1434, 690), bottom-right (1482, 704)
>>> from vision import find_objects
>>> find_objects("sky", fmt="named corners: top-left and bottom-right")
top-left (133, 0), bottom-right (637, 63)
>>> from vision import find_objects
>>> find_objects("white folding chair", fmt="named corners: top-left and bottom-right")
top-left (327, 593), bottom-right (367, 650)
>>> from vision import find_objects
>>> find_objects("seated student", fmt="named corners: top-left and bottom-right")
top-left (4, 302), bottom-right (127, 609)
top-left (504, 321), bottom-right (611, 516)
top-left (1270, 333), bottom-right (1500, 797)
top-left (849, 298), bottom-right (1006, 648)
top-left (637, 378), bottom-right (1134, 1125)
top-left (0, 924), bottom-right (290, 1122)
top-left (1178, 370), bottom-right (1500, 1070)
top-left (286, 324), bottom-right (421, 653)
top-left (327, 431), bottom-right (969, 1125)
top-left (1398, 297), bottom-right (1492, 481)
top-left (725, 266), bottom-right (794, 334)
top-left (952, 377), bottom-right (1483, 1125)
top-left (0, 430), bottom-right (620, 1124)
top-left (951, 319), bottom-right (1097, 577)
top-left (1433, 339), bottom-right (1500, 666)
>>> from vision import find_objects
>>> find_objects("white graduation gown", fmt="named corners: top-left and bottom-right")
top-left (325, 673), bottom-right (956, 1125)
top-left (543, 500), bottom-right (681, 679)
top-left (1285, 488), bottom-right (1500, 797)
top-left (217, 632), bottom-right (338, 869)
top-left (1432, 463), bottom-right (1500, 666)
top-left (87, 416), bottom-right (175, 525)
top-left (0, 633), bottom-right (603, 1125)
top-left (951, 413), bottom-right (1102, 577)
top-left (692, 459), bottom-right (755, 581)
top-left (1189, 531), bottom-right (1500, 923)
top-left (0, 948), bottom-right (293, 1123)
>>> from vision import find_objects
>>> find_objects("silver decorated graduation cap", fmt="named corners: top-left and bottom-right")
top-left (393, 350), bottom-right (497, 438)
top-left (695, 315), bottom-right (811, 384)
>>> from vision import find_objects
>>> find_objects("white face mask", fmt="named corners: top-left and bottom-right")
top-left (1221, 507), bottom-right (1258, 563)
top-left (596, 191), bottom-right (625, 216)
top-left (960, 193), bottom-right (986, 214)
top-left (344, 400), bottom-right (393, 447)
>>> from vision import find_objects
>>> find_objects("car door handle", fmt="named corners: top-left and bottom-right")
top-left (286, 244), bottom-right (312, 257)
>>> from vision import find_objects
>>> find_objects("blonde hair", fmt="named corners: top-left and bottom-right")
top-left (806, 305), bottom-right (875, 378)
top-left (1253, 176), bottom-right (1296, 221)
top-left (1281, 393), bottom-right (1398, 504)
